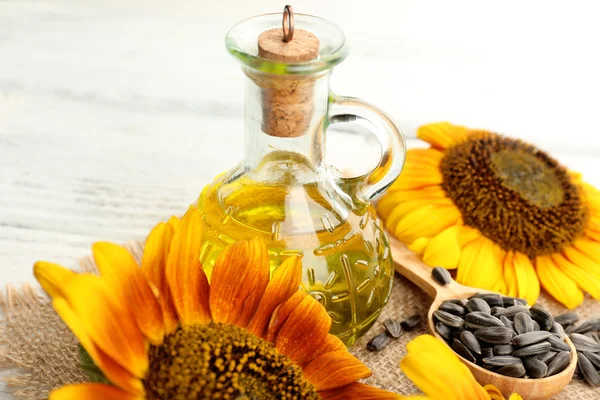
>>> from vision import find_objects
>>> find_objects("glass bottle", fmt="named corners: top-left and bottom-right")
top-left (197, 10), bottom-right (406, 345)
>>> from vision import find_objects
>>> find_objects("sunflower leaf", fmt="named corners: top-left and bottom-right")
top-left (77, 343), bottom-right (109, 384)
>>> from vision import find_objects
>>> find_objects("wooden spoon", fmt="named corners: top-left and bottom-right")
top-left (388, 235), bottom-right (577, 400)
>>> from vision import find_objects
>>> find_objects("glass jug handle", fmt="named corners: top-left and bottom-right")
top-left (327, 92), bottom-right (407, 202)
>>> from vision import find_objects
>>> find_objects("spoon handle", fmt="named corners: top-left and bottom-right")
top-left (388, 234), bottom-right (471, 299)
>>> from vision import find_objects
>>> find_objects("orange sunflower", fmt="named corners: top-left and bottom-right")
top-left (377, 122), bottom-right (600, 309)
top-left (34, 208), bottom-right (399, 399)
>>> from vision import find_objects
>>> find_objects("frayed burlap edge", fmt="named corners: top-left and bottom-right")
top-left (0, 240), bottom-right (598, 399)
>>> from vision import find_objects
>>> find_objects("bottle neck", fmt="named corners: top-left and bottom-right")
top-left (242, 69), bottom-right (330, 182)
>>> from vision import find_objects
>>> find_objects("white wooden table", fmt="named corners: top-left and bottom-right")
top-left (1, 0), bottom-right (600, 396)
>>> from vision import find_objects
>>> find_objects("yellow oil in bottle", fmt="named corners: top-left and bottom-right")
top-left (196, 172), bottom-right (394, 345)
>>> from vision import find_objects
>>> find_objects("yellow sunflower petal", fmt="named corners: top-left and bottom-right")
top-left (93, 242), bottom-right (164, 345)
top-left (247, 255), bottom-right (302, 338)
top-left (563, 244), bottom-right (600, 280)
top-left (387, 197), bottom-right (455, 230)
top-left (52, 298), bottom-right (144, 395)
top-left (401, 335), bottom-right (489, 400)
top-left (49, 383), bottom-right (142, 400)
top-left (392, 169), bottom-right (444, 190)
top-left (509, 395), bottom-right (524, 400)
top-left (404, 148), bottom-right (445, 167)
top-left (458, 236), bottom-right (505, 293)
top-left (422, 225), bottom-right (470, 270)
top-left (551, 253), bottom-right (600, 300)
top-left (302, 334), bottom-right (346, 367)
top-left (417, 122), bottom-right (469, 150)
top-left (303, 350), bottom-right (371, 391)
top-left (484, 384), bottom-right (505, 400)
top-left (393, 205), bottom-right (462, 245)
top-left (166, 208), bottom-right (211, 326)
top-left (512, 252), bottom-right (540, 305)
top-left (585, 229), bottom-right (600, 243)
top-left (142, 221), bottom-right (179, 335)
top-left (535, 256), bottom-right (584, 309)
top-left (266, 290), bottom-right (307, 343)
top-left (275, 294), bottom-right (331, 364)
top-left (571, 238), bottom-right (600, 276)
top-left (319, 382), bottom-right (403, 400)
top-left (33, 262), bottom-right (76, 298)
top-left (408, 237), bottom-right (431, 254)
top-left (503, 252), bottom-right (518, 298)
top-left (210, 238), bottom-right (270, 327)
top-left (377, 186), bottom-right (448, 220)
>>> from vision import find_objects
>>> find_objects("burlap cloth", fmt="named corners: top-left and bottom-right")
top-left (0, 241), bottom-right (598, 399)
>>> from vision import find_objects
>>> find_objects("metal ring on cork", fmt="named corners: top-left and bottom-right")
top-left (282, 5), bottom-right (294, 42)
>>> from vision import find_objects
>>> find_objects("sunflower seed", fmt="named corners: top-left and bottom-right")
top-left (452, 330), bottom-right (464, 341)
top-left (460, 330), bottom-right (482, 355)
top-left (383, 319), bottom-right (403, 338)
top-left (496, 363), bottom-right (527, 378)
top-left (577, 353), bottom-right (600, 386)
top-left (585, 351), bottom-right (600, 369)
top-left (523, 357), bottom-right (548, 378)
top-left (584, 332), bottom-right (600, 344)
top-left (495, 305), bottom-right (530, 318)
top-left (547, 335), bottom-right (571, 352)
top-left (555, 312), bottom-right (579, 327)
top-left (432, 267), bottom-right (452, 286)
top-left (366, 333), bottom-right (390, 352)
top-left (483, 355), bottom-right (523, 366)
top-left (551, 322), bottom-right (566, 339)
top-left (466, 298), bottom-right (491, 314)
top-left (532, 320), bottom-right (541, 331)
top-left (435, 322), bottom-right (452, 343)
top-left (439, 301), bottom-right (467, 317)
top-left (491, 306), bottom-right (505, 315)
top-left (477, 294), bottom-right (504, 308)
top-left (570, 333), bottom-right (600, 353)
top-left (483, 363), bottom-right (498, 371)
top-left (512, 341), bottom-right (552, 357)
top-left (475, 327), bottom-right (514, 344)
top-left (481, 347), bottom-right (494, 359)
top-left (500, 316), bottom-right (515, 331)
top-left (535, 351), bottom-right (557, 364)
top-left (512, 331), bottom-right (553, 347)
top-left (465, 312), bottom-right (505, 329)
top-left (400, 314), bottom-right (422, 331)
top-left (530, 306), bottom-right (555, 331)
top-left (502, 296), bottom-right (528, 307)
top-left (547, 351), bottom-right (571, 376)
top-left (565, 323), bottom-right (577, 334)
top-left (453, 339), bottom-right (476, 363)
top-left (493, 344), bottom-right (515, 355)
top-left (434, 310), bottom-right (464, 329)
top-left (574, 318), bottom-right (600, 334)
top-left (447, 299), bottom-right (468, 307)
top-left (514, 312), bottom-right (535, 335)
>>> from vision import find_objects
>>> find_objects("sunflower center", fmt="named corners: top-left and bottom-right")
top-left (144, 323), bottom-right (321, 400)
top-left (440, 132), bottom-right (587, 257)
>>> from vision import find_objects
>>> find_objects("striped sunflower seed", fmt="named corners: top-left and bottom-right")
top-left (477, 294), bottom-right (504, 308)
top-left (439, 301), bottom-right (467, 317)
top-left (434, 310), bottom-right (464, 329)
top-left (577, 353), bottom-right (600, 386)
top-left (551, 322), bottom-right (566, 339)
top-left (452, 339), bottom-right (476, 363)
top-left (585, 332), bottom-right (600, 344)
top-left (555, 312), bottom-right (579, 327)
top-left (447, 299), bottom-right (468, 307)
top-left (475, 327), bottom-right (514, 344)
top-left (483, 355), bottom-right (523, 366)
top-left (400, 314), bottom-right (422, 331)
top-left (500, 316), bottom-right (515, 331)
top-left (481, 347), bottom-right (494, 359)
top-left (366, 333), bottom-right (390, 352)
top-left (530, 306), bottom-right (554, 331)
top-left (570, 333), bottom-right (600, 353)
top-left (432, 267), bottom-right (452, 286)
top-left (460, 330), bottom-right (482, 355)
top-left (493, 344), bottom-right (515, 356)
top-left (535, 351), bottom-right (558, 365)
top-left (573, 318), bottom-right (600, 334)
top-left (547, 351), bottom-right (571, 376)
top-left (565, 324), bottom-right (577, 334)
top-left (585, 351), bottom-right (600, 369)
top-left (465, 312), bottom-right (504, 329)
top-left (491, 306), bottom-right (505, 315)
top-left (496, 363), bottom-right (527, 378)
top-left (466, 298), bottom-right (491, 314)
top-left (501, 296), bottom-right (527, 307)
top-left (495, 305), bottom-right (530, 318)
top-left (511, 331), bottom-right (552, 347)
top-left (547, 335), bottom-right (570, 352)
top-left (383, 319), bottom-right (403, 338)
top-left (512, 341), bottom-right (552, 357)
top-left (523, 356), bottom-right (548, 378)
top-left (514, 312), bottom-right (534, 335)
top-left (532, 320), bottom-right (541, 331)
top-left (435, 322), bottom-right (452, 343)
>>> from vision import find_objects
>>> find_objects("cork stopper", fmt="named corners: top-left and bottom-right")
top-left (251, 6), bottom-right (320, 138)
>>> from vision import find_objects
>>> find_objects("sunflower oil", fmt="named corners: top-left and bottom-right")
top-left (196, 172), bottom-right (394, 346)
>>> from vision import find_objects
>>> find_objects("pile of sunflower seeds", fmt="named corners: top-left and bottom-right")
top-left (434, 293), bottom-right (575, 379)
top-left (366, 314), bottom-right (422, 352)
top-left (555, 313), bottom-right (600, 386)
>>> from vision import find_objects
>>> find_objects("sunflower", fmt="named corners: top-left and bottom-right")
top-left (400, 334), bottom-right (522, 400)
top-left (33, 208), bottom-right (399, 399)
top-left (377, 122), bottom-right (600, 308)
